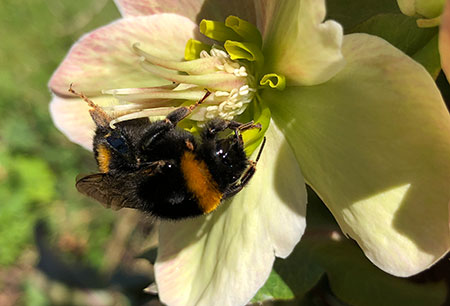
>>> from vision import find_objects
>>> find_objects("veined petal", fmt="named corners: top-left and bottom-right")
top-left (267, 33), bottom-right (450, 277)
top-left (114, 0), bottom-right (257, 25)
top-left (50, 95), bottom-right (114, 150)
top-left (440, 0), bottom-right (450, 80)
top-left (155, 122), bottom-right (307, 306)
top-left (114, 0), bottom-right (202, 19)
top-left (260, 0), bottom-right (344, 86)
top-left (49, 14), bottom-right (196, 96)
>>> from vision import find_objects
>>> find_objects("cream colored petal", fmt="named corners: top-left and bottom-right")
top-left (49, 95), bottom-right (114, 150)
top-left (155, 121), bottom-right (307, 306)
top-left (114, 0), bottom-right (257, 24)
top-left (260, 0), bottom-right (344, 86)
top-left (114, 0), bottom-right (201, 19)
top-left (49, 14), bottom-right (196, 96)
top-left (267, 33), bottom-right (450, 277)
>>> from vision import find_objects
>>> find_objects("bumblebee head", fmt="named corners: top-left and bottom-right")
top-left (68, 85), bottom-right (151, 174)
top-left (92, 125), bottom-right (132, 173)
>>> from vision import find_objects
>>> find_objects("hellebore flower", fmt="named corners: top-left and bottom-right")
top-left (49, 0), bottom-right (450, 305)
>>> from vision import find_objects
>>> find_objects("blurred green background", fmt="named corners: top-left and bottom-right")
top-left (0, 1), bottom-right (449, 305)
top-left (0, 1), bottom-right (159, 305)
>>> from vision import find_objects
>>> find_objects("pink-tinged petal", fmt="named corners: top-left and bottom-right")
top-left (267, 33), bottom-right (450, 277)
top-left (114, 0), bottom-right (257, 24)
top-left (49, 14), bottom-right (197, 96)
top-left (254, 0), bottom-right (276, 37)
top-left (260, 0), bottom-right (344, 86)
top-left (114, 0), bottom-right (201, 19)
top-left (440, 0), bottom-right (450, 80)
top-left (155, 121), bottom-right (307, 306)
top-left (50, 95), bottom-right (113, 150)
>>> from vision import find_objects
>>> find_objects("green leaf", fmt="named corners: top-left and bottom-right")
top-left (315, 240), bottom-right (447, 306)
top-left (349, 13), bottom-right (440, 77)
top-left (327, 3), bottom-right (441, 77)
top-left (326, 0), bottom-right (400, 31)
top-left (412, 34), bottom-right (441, 78)
top-left (272, 243), bottom-right (326, 299)
top-left (350, 13), bottom-right (438, 56)
top-left (251, 270), bottom-right (295, 302)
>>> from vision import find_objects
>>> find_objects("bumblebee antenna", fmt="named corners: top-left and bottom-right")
top-left (68, 84), bottom-right (112, 127)
top-left (188, 90), bottom-right (211, 111)
top-left (165, 89), bottom-right (211, 125)
top-left (68, 84), bottom-right (96, 108)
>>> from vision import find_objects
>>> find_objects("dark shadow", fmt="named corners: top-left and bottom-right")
top-left (195, 0), bottom-right (257, 24)
top-left (436, 71), bottom-right (450, 110)
top-left (137, 247), bottom-right (158, 265)
top-left (34, 220), bottom-right (156, 305)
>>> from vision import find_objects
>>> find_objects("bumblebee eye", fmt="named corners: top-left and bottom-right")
top-left (106, 135), bottom-right (128, 154)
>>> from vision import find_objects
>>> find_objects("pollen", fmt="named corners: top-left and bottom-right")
top-left (180, 151), bottom-right (222, 214)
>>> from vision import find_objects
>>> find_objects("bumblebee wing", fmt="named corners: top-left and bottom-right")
top-left (76, 173), bottom-right (139, 211)
top-left (76, 161), bottom-right (167, 211)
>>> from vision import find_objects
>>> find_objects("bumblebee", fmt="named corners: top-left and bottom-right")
top-left (69, 86), bottom-right (265, 220)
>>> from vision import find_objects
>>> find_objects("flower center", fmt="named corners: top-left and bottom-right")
top-left (103, 43), bottom-right (257, 127)
top-left (101, 16), bottom-right (282, 154)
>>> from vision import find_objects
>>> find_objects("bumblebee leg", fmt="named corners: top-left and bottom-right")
top-left (223, 163), bottom-right (257, 199)
top-left (222, 137), bottom-right (266, 199)
top-left (204, 119), bottom-right (261, 140)
top-left (140, 159), bottom-right (171, 174)
top-left (203, 118), bottom-right (232, 138)
top-left (165, 90), bottom-right (211, 126)
top-left (230, 120), bottom-right (262, 133)
top-left (229, 120), bottom-right (262, 145)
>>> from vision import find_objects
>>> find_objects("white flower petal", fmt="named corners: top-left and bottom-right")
top-left (114, 0), bottom-right (257, 25)
top-left (260, 0), bottom-right (344, 86)
top-left (50, 95), bottom-right (114, 150)
top-left (268, 33), bottom-right (450, 277)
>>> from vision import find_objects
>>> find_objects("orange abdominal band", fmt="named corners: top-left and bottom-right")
top-left (97, 145), bottom-right (111, 173)
top-left (180, 151), bottom-right (223, 214)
